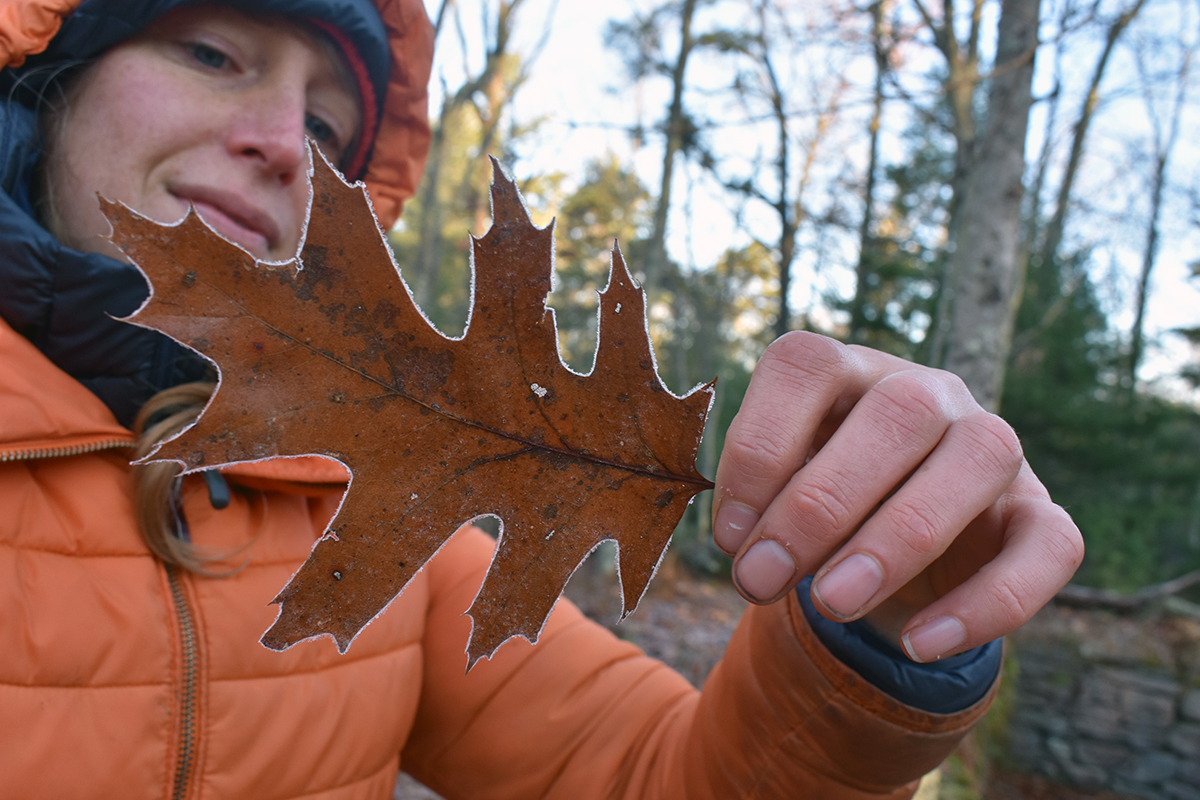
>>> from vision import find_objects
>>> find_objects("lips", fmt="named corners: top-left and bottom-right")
top-left (170, 185), bottom-right (283, 259)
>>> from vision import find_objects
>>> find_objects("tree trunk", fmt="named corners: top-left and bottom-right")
top-left (413, 99), bottom-right (449, 313)
top-left (1038, 0), bottom-right (1147, 272)
top-left (1127, 150), bottom-right (1169, 393)
top-left (849, 0), bottom-right (888, 344)
top-left (923, 0), bottom-right (984, 367)
top-left (645, 0), bottom-right (698, 297)
top-left (1127, 42), bottom-right (1190, 393)
top-left (941, 0), bottom-right (1040, 411)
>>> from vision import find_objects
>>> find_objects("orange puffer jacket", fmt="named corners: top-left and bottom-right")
top-left (0, 1), bottom-right (994, 798)
top-left (0, 315), bottom-right (994, 799)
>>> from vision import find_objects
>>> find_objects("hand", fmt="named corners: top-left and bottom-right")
top-left (712, 332), bottom-right (1084, 662)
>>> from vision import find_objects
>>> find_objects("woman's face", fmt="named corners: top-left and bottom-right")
top-left (45, 5), bottom-right (361, 262)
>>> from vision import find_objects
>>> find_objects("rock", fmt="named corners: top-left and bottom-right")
top-left (1174, 757), bottom-right (1200, 786)
top-left (1165, 782), bottom-right (1200, 800)
top-left (1060, 760), bottom-right (1108, 791)
top-left (1182, 689), bottom-right (1200, 722)
top-left (1005, 726), bottom-right (1044, 768)
top-left (1124, 751), bottom-right (1177, 784)
top-left (1168, 723), bottom-right (1200, 760)
top-left (999, 603), bottom-right (1200, 797)
top-left (1075, 739), bottom-right (1131, 769)
top-left (1047, 735), bottom-right (1073, 765)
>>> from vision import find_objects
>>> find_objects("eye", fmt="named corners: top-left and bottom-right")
top-left (305, 112), bottom-right (337, 147)
top-left (188, 42), bottom-right (229, 70)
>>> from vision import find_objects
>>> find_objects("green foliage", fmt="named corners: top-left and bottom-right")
top-left (1004, 253), bottom-right (1200, 590)
top-left (549, 156), bottom-right (653, 373)
top-left (390, 103), bottom-right (485, 336)
top-left (836, 97), bottom-right (955, 360)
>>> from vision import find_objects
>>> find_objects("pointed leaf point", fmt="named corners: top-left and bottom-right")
top-left (111, 157), bottom-right (714, 667)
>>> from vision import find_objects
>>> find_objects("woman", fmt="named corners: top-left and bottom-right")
top-left (0, 1), bottom-right (1083, 798)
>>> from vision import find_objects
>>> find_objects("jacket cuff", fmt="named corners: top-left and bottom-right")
top-left (796, 576), bottom-right (1002, 714)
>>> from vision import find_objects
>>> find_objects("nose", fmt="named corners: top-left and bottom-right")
top-left (224, 84), bottom-right (308, 184)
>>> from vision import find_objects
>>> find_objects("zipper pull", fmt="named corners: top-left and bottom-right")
top-left (203, 470), bottom-right (231, 510)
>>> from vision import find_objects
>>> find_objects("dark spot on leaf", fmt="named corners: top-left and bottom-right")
top-left (654, 490), bottom-right (674, 509)
top-left (373, 298), bottom-right (402, 329)
top-left (182, 271), bottom-right (196, 288)
top-left (617, 393), bottom-right (629, 403)
top-left (542, 503), bottom-right (558, 520)
top-left (331, 392), bottom-right (345, 404)
top-left (391, 345), bottom-right (454, 398)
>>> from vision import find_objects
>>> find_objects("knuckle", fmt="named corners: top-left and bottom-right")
top-left (961, 413), bottom-right (1024, 476)
top-left (870, 372), bottom-right (948, 435)
top-left (760, 331), bottom-right (848, 385)
top-left (783, 475), bottom-right (856, 533)
top-left (1046, 505), bottom-right (1086, 573)
top-left (885, 499), bottom-right (945, 556)
top-left (983, 573), bottom-right (1036, 630)
top-left (925, 367), bottom-right (971, 402)
top-left (722, 418), bottom-right (792, 476)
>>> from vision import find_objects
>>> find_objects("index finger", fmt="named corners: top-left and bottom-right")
top-left (712, 332), bottom-right (889, 555)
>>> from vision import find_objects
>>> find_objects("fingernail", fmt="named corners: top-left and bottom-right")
top-left (733, 539), bottom-right (797, 602)
top-left (813, 553), bottom-right (883, 620)
top-left (902, 616), bottom-right (966, 663)
top-left (713, 500), bottom-right (759, 555)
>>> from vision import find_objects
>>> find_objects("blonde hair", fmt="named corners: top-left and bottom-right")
top-left (132, 382), bottom-right (218, 572)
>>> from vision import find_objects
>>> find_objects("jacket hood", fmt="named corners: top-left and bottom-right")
top-left (0, 0), bottom-right (433, 229)
top-left (0, 0), bottom-right (434, 427)
top-left (0, 99), bottom-right (210, 427)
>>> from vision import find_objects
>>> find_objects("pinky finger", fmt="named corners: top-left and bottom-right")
top-left (899, 490), bottom-right (1083, 663)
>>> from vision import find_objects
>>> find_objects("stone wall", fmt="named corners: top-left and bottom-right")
top-left (1005, 604), bottom-right (1200, 799)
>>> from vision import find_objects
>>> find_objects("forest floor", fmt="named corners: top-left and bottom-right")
top-left (393, 559), bottom-right (1139, 800)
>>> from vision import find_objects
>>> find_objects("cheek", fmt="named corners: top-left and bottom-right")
top-left (56, 62), bottom-right (200, 205)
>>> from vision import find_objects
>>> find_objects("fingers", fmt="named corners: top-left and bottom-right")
top-left (713, 330), bottom-right (1085, 663)
top-left (896, 467), bottom-right (1083, 662)
top-left (712, 332), bottom-right (877, 556)
top-left (809, 406), bottom-right (1024, 619)
top-left (719, 338), bottom-right (997, 604)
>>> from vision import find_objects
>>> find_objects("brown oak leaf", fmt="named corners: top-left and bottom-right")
top-left (103, 153), bottom-right (714, 667)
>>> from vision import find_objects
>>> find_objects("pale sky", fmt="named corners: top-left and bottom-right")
top-left (420, 0), bottom-right (1200, 399)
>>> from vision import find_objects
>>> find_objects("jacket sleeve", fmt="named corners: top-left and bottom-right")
top-left (400, 527), bottom-right (997, 800)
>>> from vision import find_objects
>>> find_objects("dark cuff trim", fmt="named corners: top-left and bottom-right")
top-left (797, 576), bottom-right (1002, 714)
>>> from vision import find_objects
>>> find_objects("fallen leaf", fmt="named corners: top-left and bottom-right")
top-left (104, 154), bottom-right (714, 666)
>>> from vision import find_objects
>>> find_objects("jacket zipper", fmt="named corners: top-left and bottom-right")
top-left (0, 438), bottom-right (132, 462)
top-left (5, 435), bottom-right (201, 794)
top-left (166, 566), bottom-right (202, 800)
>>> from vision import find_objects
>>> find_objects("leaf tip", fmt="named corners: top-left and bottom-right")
top-left (609, 241), bottom-right (637, 287)
top-left (485, 156), bottom-right (530, 228)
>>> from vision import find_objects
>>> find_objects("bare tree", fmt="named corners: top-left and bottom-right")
top-left (408, 0), bottom-right (554, 311)
top-left (1037, 0), bottom-right (1149, 273)
top-left (848, 0), bottom-right (893, 344)
top-left (939, 0), bottom-right (1041, 410)
top-left (1127, 9), bottom-right (1195, 392)
top-left (696, 0), bottom-right (852, 339)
